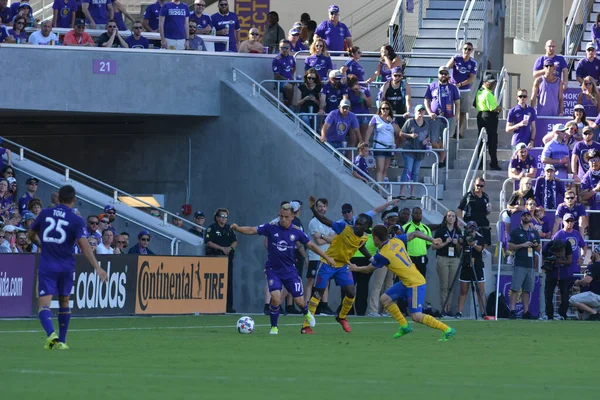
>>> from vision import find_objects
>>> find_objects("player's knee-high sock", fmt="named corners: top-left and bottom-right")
top-left (384, 303), bottom-right (408, 327)
top-left (420, 314), bottom-right (449, 332)
top-left (269, 304), bottom-right (280, 328)
top-left (58, 308), bottom-right (71, 343)
top-left (38, 306), bottom-right (55, 336)
top-left (338, 296), bottom-right (355, 319)
top-left (302, 296), bottom-right (320, 328)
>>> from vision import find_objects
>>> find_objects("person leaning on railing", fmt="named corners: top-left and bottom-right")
top-left (397, 105), bottom-right (430, 200)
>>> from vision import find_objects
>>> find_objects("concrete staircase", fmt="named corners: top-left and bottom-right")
top-left (577, 1), bottom-right (600, 57)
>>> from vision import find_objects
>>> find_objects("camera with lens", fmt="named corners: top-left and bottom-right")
top-left (541, 254), bottom-right (558, 272)
top-left (461, 223), bottom-right (478, 244)
top-left (388, 224), bottom-right (403, 238)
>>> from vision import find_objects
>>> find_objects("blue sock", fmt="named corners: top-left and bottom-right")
top-left (58, 308), bottom-right (71, 343)
top-left (269, 304), bottom-right (280, 328)
top-left (302, 303), bottom-right (308, 315)
top-left (38, 307), bottom-right (55, 336)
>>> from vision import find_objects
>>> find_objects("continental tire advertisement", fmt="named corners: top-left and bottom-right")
top-left (136, 256), bottom-right (228, 315)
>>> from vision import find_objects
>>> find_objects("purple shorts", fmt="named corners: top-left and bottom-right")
top-left (38, 268), bottom-right (74, 297)
top-left (265, 267), bottom-right (303, 298)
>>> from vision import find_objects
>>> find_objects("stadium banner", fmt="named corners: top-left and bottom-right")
top-left (0, 254), bottom-right (36, 318)
top-left (135, 256), bottom-right (228, 315)
top-left (236, 0), bottom-right (270, 42)
top-left (498, 274), bottom-right (541, 317)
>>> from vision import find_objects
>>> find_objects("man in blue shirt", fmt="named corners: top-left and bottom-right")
top-left (159, 0), bottom-right (189, 50)
top-left (28, 185), bottom-right (108, 350)
top-left (575, 42), bottom-right (600, 84)
top-left (541, 123), bottom-right (570, 178)
top-left (210, 0), bottom-right (240, 52)
top-left (231, 203), bottom-right (335, 335)
top-left (142, 0), bottom-right (166, 32)
top-left (320, 99), bottom-right (359, 149)
top-left (272, 39), bottom-right (295, 105)
top-left (314, 4), bottom-right (352, 52)
top-left (82, 0), bottom-right (114, 30)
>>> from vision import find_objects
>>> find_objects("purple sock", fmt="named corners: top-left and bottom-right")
top-left (38, 307), bottom-right (55, 336)
top-left (58, 308), bottom-right (71, 343)
top-left (269, 304), bottom-right (280, 327)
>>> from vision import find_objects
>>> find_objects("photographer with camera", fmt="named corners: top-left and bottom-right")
top-left (507, 210), bottom-right (541, 319)
top-left (545, 213), bottom-right (586, 319)
top-left (456, 221), bottom-right (488, 318)
top-left (569, 247), bottom-right (600, 320)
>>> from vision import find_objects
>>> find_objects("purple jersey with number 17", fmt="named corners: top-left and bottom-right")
top-left (31, 204), bottom-right (86, 272)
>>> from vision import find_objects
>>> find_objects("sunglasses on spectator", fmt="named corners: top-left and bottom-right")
top-left (88, 221), bottom-right (99, 225)
top-left (189, 25), bottom-right (197, 29)
top-left (585, 81), bottom-right (593, 85)
top-left (463, 47), bottom-right (473, 51)
top-left (587, 49), bottom-right (596, 52)
top-left (545, 65), bottom-right (555, 68)
top-left (280, 46), bottom-right (289, 50)
top-left (330, 12), bottom-right (339, 15)
top-left (106, 211), bottom-right (116, 215)
top-left (116, 241), bottom-right (125, 244)
top-left (219, 214), bottom-right (228, 218)
top-left (196, 3), bottom-right (206, 6)
top-left (517, 94), bottom-right (527, 98)
top-left (88, 241), bottom-right (97, 246)
top-left (100, 220), bottom-right (109, 223)
top-left (140, 237), bottom-right (150, 242)
top-left (584, 130), bottom-right (593, 135)
top-left (250, 32), bottom-right (259, 36)
top-left (292, 33), bottom-right (300, 36)
top-left (341, 106), bottom-right (350, 110)
top-left (475, 184), bottom-right (485, 188)
top-left (218, 3), bottom-right (227, 6)
top-left (393, 74), bottom-right (402, 77)
top-left (566, 219), bottom-right (574, 223)
top-left (307, 76), bottom-right (316, 81)
top-left (565, 196), bottom-right (575, 200)
top-left (133, 26), bottom-right (143, 29)
top-left (439, 72), bottom-right (448, 75)
top-left (342, 210), bottom-right (352, 214)
top-left (381, 107), bottom-right (390, 110)
top-left (108, 25), bottom-right (117, 28)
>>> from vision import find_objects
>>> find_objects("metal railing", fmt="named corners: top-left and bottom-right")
top-left (31, 0), bottom-right (53, 22)
top-left (231, 67), bottom-right (392, 198)
top-left (463, 127), bottom-right (488, 195)
top-left (565, 0), bottom-right (595, 71)
top-left (388, 0), bottom-right (404, 52)
top-left (388, 0), bottom-right (430, 53)
top-left (421, 194), bottom-right (466, 226)
top-left (499, 174), bottom-right (578, 212)
top-left (0, 136), bottom-right (206, 236)
top-left (456, 0), bottom-right (489, 66)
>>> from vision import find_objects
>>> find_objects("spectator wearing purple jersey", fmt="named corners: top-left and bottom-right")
top-left (534, 164), bottom-right (565, 211)
top-left (577, 77), bottom-right (600, 117)
top-left (52, 0), bottom-right (76, 28)
top-left (125, 20), bottom-right (150, 48)
top-left (272, 39), bottom-right (295, 105)
top-left (0, 179), bottom-right (14, 219)
top-left (313, 5), bottom-right (352, 52)
top-left (593, 13), bottom-right (600, 50)
top-left (352, 142), bottom-right (371, 183)
top-left (509, 143), bottom-right (537, 180)
top-left (531, 59), bottom-right (564, 116)
top-left (13, 2), bottom-right (34, 27)
top-left (287, 27), bottom-right (306, 56)
top-left (128, 230), bottom-right (155, 254)
top-left (295, 68), bottom-right (322, 128)
top-left (189, 0), bottom-right (211, 35)
top-left (320, 99), bottom-right (359, 150)
top-left (506, 88), bottom-right (537, 148)
top-left (424, 66), bottom-right (460, 141)
top-left (553, 189), bottom-right (587, 235)
top-left (29, 185), bottom-right (107, 349)
top-left (572, 126), bottom-right (600, 180)
top-left (8, 0), bottom-right (31, 20)
top-left (580, 149), bottom-right (600, 239)
top-left (0, 16), bottom-right (9, 42)
top-left (541, 123), bottom-right (570, 178)
top-left (113, 0), bottom-right (133, 31)
top-left (159, 0), bottom-right (189, 50)
top-left (210, 0), bottom-right (239, 52)
top-left (446, 42), bottom-right (478, 138)
top-left (0, 0), bottom-right (10, 25)
top-left (97, 19), bottom-right (128, 47)
top-left (346, 74), bottom-right (371, 140)
top-left (87, 236), bottom-right (98, 253)
top-left (575, 43), bottom-right (600, 85)
top-left (6, 16), bottom-right (27, 43)
top-left (304, 38), bottom-right (332, 81)
top-left (18, 177), bottom-right (38, 216)
top-left (320, 69), bottom-right (349, 114)
top-left (533, 40), bottom-right (568, 90)
top-left (340, 46), bottom-right (365, 83)
top-left (188, 20), bottom-right (206, 51)
top-left (103, 204), bottom-right (117, 233)
top-left (142, 0), bottom-right (166, 32)
top-left (0, 148), bottom-right (13, 173)
top-left (81, 0), bottom-right (113, 30)
top-left (366, 45), bottom-right (402, 84)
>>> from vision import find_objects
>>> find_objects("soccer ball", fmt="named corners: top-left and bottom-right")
top-left (237, 316), bottom-right (255, 334)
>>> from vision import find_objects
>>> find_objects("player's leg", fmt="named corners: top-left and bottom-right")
top-left (408, 284), bottom-right (455, 340)
top-left (286, 275), bottom-right (316, 328)
top-left (335, 266), bottom-right (356, 332)
top-left (304, 261), bottom-right (318, 303)
top-left (266, 271), bottom-right (284, 333)
top-left (302, 262), bottom-right (330, 332)
top-left (54, 271), bottom-right (74, 349)
top-left (381, 282), bottom-right (411, 338)
top-left (456, 262), bottom-right (472, 317)
top-left (37, 269), bottom-right (58, 349)
top-left (569, 292), bottom-right (600, 318)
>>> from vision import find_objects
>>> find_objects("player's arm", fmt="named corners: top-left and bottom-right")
top-left (407, 230), bottom-right (442, 245)
top-left (358, 244), bottom-right (371, 259)
top-left (27, 229), bottom-right (40, 247)
top-left (308, 196), bottom-right (334, 227)
top-left (348, 263), bottom-right (376, 274)
top-left (371, 199), bottom-right (400, 215)
top-left (77, 238), bottom-right (108, 282)
top-left (306, 241), bottom-right (336, 267)
top-left (230, 224), bottom-right (257, 235)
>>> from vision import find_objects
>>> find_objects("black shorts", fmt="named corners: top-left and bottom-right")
top-left (307, 260), bottom-right (320, 279)
top-left (459, 263), bottom-right (485, 282)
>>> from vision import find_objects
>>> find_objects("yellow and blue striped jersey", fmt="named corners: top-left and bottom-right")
top-left (321, 220), bottom-right (368, 268)
top-left (372, 237), bottom-right (425, 287)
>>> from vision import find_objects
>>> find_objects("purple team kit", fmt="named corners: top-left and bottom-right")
top-left (450, 55), bottom-right (477, 89)
top-left (507, 105), bottom-right (537, 146)
top-left (159, 2), bottom-right (189, 40)
top-left (83, 0), bottom-right (112, 25)
top-left (210, 11), bottom-right (240, 52)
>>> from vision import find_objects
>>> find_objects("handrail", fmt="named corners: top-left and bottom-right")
top-left (232, 67), bottom-right (391, 198)
top-left (377, 181), bottom-right (429, 199)
top-left (495, 66), bottom-right (508, 105)
top-left (388, 0), bottom-right (403, 51)
top-left (421, 195), bottom-right (466, 226)
top-left (0, 136), bottom-right (206, 233)
top-left (455, 0), bottom-right (470, 51)
top-left (565, 0), bottom-right (584, 62)
top-left (499, 175), bottom-right (577, 211)
top-left (462, 127), bottom-right (488, 195)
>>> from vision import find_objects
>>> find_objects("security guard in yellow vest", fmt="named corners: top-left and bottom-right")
top-left (402, 207), bottom-right (432, 277)
top-left (475, 73), bottom-right (502, 170)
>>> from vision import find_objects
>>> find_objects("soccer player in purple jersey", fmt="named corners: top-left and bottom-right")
top-left (28, 185), bottom-right (107, 350)
top-left (231, 203), bottom-right (336, 335)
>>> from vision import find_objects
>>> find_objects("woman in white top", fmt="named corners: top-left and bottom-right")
top-left (96, 229), bottom-right (120, 255)
top-left (364, 101), bottom-right (400, 189)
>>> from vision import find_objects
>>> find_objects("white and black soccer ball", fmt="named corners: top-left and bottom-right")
top-left (237, 316), bottom-right (255, 334)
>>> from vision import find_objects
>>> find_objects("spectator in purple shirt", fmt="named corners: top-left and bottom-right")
top-left (576, 77), bottom-right (600, 117)
top-left (572, 126), bottom-right (600, 180)
top-left (352, 141), bottom-right (371, 183)
top-left (304, 38), bottom-right (332, 81)
top-left (575, 42), bottom-right (600, 84)
top-left (366, 45), bottom-right (402, 84)
top-left (159, 0), bottom-right (189, 50)
top-left (0, 0), bottom-right (10, 26)
top-left (6, 16), bottom-right (27, 43)
top-left (424, 66), bottom-right (460, 139)
top-left (531, 59), bottom-right (564, 117)
top-left (142, 0), bottom-right (166, 32)
top-left (346, 74), bottom-right (371, 140)
top-left (320, 69), bottom-right (349, 114)
top-left (446, 42), bottom-right (478, 138)
top-left (52, 0), bottom-right (77, 28)
top-left (533, 39), bottom-right (568, 90)
top-left (0, 145), bottom-right (12, 171)
top-left (210, 0), bottom-right (240, 52)
top-left (593, 13), bottom-right (600, 49)
top-left (506, 88), bottom-right (537, 148)
top-left (288, 27), bottom-right (306, 55)
top-left (509, 143), bottom-right (537, 180)
top-left (0, 16), bottom-right (8, 43)
top-left (82, 0), bottom-right (113, 30)
top-left (313, 4), bottom-right (352, 52)
top-left (340, 46), bottom-right (365, 83)
top-left (125, 20), bottom-right (150, 48)
top-left (18, 176), bottom-right (38, 216)
top-left (541, 123), bottom-right (570, 178)
top-left (534, 164), bottom-right (565, 211)
top-left (320, 98), bottom-right (359, 149)
top-left (272, 39), bottom-right (295, 105)
top-left (553, 189), bottom-right (587, 235)
top-left (189, 0), bottom-right (211, 35)
top-left (113, 0), bottom-right (133, 31)
top-left (581, 149), bottom-right (600, 239)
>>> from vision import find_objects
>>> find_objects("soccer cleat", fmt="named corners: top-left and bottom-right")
top-left (509, 310), bottom-right (517, 319)
top-left (269, 327), bottom-right (279, 335)
top-left (336, 316), bottom-right (352, 333)
top-left (44, 332), bottom-right (58, 350)
top-left (439, 327), bottom-right (456, 342)
top-left (455, 312), bottom-right (462, 319)
top-left (300, 326), bottom-right (314, 334)
top-left (53, 342), bottom-right (69, 350)
top-left (304, 311), bottom-right (316, 328)
top-left (393, 324), bottom-right (413, 339)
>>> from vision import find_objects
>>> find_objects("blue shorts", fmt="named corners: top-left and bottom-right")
top-left (385, 282), bottom-right (426, 313)
top-left (265, 268), bottom-right (303, 298)
top-left (38, 268), bottom-right (74, 297)
top-left (314, 262), bottom-right (354, 289)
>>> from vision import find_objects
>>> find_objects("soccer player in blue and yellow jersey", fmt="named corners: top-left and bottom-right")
top-left (302, 196), bottom-right (399, 334)
top-left (350, 225), bottom-right (456, 341)
top-left (28, 185), bottom-right (108, 350)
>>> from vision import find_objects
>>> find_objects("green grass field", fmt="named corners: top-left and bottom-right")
top-left (1, 315), bottom-right (596, 400)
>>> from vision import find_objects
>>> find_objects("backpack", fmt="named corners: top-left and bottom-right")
top-left (486, 291), bottom-right (510, 318)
